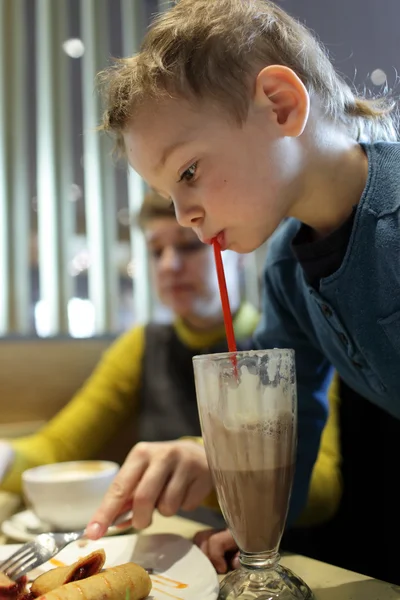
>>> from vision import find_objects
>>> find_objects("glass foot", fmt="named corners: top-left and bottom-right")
top-left (218, 564), bottom-right (315, 599)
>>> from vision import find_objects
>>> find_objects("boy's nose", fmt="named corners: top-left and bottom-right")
top-left (175, 204), bottom-right (204, 229)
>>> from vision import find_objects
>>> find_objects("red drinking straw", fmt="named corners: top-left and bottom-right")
top-left (212, 239), bottom-right (237, 354)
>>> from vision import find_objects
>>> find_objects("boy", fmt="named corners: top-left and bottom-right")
top-left (87, 0), bottom-right (399, 577)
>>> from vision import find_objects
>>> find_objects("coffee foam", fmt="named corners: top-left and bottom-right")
top-left (23, 461), bottom-right (116, 484)
top-left (37, 470), bottom-right (101, 482)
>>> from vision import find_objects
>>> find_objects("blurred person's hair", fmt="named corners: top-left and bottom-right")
top-left (137, 189), bottom-right (175, 230)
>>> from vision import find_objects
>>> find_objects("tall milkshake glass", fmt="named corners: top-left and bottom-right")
top-left (193, 349), bottom-right (314, 600)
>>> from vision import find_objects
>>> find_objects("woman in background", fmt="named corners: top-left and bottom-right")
top-left (0, 190), bottom-right (258, 511)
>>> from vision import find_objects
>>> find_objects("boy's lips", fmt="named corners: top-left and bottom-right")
top-left (202, 231), bottom-right (226, 250)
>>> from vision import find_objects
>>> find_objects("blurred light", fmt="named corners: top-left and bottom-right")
top-left (370, 69), bottom-right (387, 86)
top-left (31, 197), bottom-right (38, 212)
top-left (67, 298), bottom-right (95, 337)
top-left (127, 260), bottom-right (135, 278)
top-left (62, 38), bottom-right (85, 58)
top-left (35, 298), bottom-right (95, 338)
top-left (68, 249), bottom-right (91, 276)
top-left (68, 263), bottom-right (80, 277)
top-left (70, 183), bottom-right (82, 202)
top-left (34, 301), bottom-right (51, 337)
top-left (117, 207), bottom-right (131, 226)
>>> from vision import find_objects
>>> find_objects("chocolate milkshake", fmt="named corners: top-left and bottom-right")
top-left (194, 350), bottom-right (296, 554)
top-left (193, 350), bottom-right (315, 600)
top-left (207, 413), bottom-right (294, 553)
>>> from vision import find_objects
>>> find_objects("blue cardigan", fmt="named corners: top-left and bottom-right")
top-left (254, 142), bottom-right (400, 524)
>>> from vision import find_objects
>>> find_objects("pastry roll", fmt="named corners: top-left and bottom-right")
top-left (31, 550), bottom-right (105, 597)
top-left (35, 563), bottom-right (151, 600)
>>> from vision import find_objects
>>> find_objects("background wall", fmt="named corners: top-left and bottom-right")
top-left (0, 0), bottom-right (397, 337)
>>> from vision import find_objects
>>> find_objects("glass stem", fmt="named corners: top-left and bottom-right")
top-left (239, 550), bottom-right (280, 571)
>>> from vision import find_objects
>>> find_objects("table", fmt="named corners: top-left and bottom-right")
top-left (1, 496), bottom-right (399, 600)
top-left (145, 513), bottom-right (400, 600)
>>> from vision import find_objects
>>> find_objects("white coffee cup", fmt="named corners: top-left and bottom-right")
top-left (22, 460), bottom-right (119, 531)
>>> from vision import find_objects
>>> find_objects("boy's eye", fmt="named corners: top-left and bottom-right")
top-left (179, 162), bottom-right (197, 183)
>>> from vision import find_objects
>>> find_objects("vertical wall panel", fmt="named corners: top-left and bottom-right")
top-left (121, 0), bottom-right (151, 324)
top-left (36, 0), bottom-right (73, 334)
top-left (0, 0), bottom-right (12, 334)
top-left (81, 0), bottom-right (117, 333)
top-left (10, 0), bottom-right (30, 333)
top-left (0, 0), bottom-right (30, 334)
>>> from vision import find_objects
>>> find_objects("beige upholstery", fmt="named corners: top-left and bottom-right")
top-left (0, 336), bottom-right (115, 443)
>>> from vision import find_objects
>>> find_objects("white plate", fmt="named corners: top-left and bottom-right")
top-left (0, 533), bottom-right (219, 599)
top-left (1, 509), bottom-right (133, 542)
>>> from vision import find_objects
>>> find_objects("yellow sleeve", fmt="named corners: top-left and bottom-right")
top-left (1, 326), bottom-right (145, 494)
top-left (296, 374), bottom-right (342, 526)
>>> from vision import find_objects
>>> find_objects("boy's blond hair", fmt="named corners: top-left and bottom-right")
top-left (98, 0), bottom-right (397, 155)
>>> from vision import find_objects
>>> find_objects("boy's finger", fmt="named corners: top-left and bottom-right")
top-left (231, 552), bottom-right (240, 570)
top-left (193, 528), bottom-right (217, 547)
top-left (207, 530), bottom-right (238, 574)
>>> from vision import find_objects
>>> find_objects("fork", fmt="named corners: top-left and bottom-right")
top-left (0, 509), bottom-right (133, 582)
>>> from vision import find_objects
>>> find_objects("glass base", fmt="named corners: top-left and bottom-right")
top-left (218, 564), bottom-right (315, 600)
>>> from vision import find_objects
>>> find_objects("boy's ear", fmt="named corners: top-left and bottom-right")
top-left (253, 65), bottom-right (310, 137)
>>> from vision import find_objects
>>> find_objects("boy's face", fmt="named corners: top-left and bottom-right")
top-left (124, 93), bottom-right (303, 253)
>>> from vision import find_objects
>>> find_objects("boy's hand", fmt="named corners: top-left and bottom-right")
top-left (194, 528), bottom-right (239, 574)
top-left (86, 440), bottom-right (212, 539)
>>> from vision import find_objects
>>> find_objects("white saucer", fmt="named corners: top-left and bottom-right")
top-left (1, 509), bottom-right (133, 542)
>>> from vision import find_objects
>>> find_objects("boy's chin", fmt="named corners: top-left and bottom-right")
top-left (229, 240), bottom-right (259, 254)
